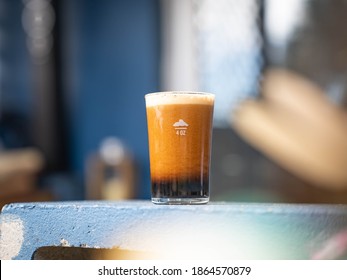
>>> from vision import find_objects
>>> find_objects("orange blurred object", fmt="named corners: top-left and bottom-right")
top-left (232, 69), bottom-right (347, 190)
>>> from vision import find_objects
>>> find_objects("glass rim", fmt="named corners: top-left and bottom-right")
top-left (145, 91), bottom-right (214, 98)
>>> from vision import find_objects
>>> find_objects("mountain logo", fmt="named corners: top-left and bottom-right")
top-left (173, 119), bottom-right (188, 136)
top-left (173, 119), bottom-right (189, 128)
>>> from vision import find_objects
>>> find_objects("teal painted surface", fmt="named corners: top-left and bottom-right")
top-left (1, 201), bottom-right (347, 260)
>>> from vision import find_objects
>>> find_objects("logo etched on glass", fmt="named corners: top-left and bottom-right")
top-left (173, 119), bottom-right (188, 136)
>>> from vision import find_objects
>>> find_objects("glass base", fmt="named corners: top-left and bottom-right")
top-left (151, 197), bottom-right (209, 205)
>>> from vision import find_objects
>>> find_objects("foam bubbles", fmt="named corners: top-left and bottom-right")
top-left (145, 91), bottom-right (214, 107)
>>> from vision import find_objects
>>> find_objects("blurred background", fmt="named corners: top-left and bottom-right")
top-left (0, 0), bottom-right (347, 207)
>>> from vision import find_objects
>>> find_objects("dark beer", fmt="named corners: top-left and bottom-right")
top-left (145, 92), bottom-right (214, 204)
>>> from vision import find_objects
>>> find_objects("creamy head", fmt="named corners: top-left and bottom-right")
top-left (145, 91), bottom-right (214, 107)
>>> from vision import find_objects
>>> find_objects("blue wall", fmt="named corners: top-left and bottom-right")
top-left (63, 0), bottom-right (160, 198)
top-left (0, 0), bottom-right (32, 116)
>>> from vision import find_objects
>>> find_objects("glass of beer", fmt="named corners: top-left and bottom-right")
top-left (145, 91), bottom-right (215, 204)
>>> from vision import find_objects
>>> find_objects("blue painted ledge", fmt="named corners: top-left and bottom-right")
top-left (1, 200), bottom-right (347, 260)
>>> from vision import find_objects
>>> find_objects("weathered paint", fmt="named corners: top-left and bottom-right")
top-left (1, 201), bottom-right (347, 260)
top-left (0, 215), bottom-right (24, 260)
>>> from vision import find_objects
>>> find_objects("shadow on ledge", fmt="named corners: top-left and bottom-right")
top-left (32, 246), bottom-right (155, 260)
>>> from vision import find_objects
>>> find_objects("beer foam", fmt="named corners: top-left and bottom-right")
top-left (145, 91), bottom-right (214, 107)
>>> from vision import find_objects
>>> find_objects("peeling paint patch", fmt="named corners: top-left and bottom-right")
top-left (0, 215), bottom-right (24, 260)
top-left (60, 238), bottom-right (70, 247)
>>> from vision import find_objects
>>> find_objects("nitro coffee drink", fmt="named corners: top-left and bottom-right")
top-left (145, 91), bottom-right (214, 204)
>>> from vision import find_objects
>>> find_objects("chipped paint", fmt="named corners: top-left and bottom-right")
top-left (0, 215), bottom-right (24, 260)
top-left (59, 238), bottom-right (70, 247)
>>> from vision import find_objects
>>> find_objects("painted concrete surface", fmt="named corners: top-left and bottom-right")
top-left (1, 201), bottom-right (347, 260)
